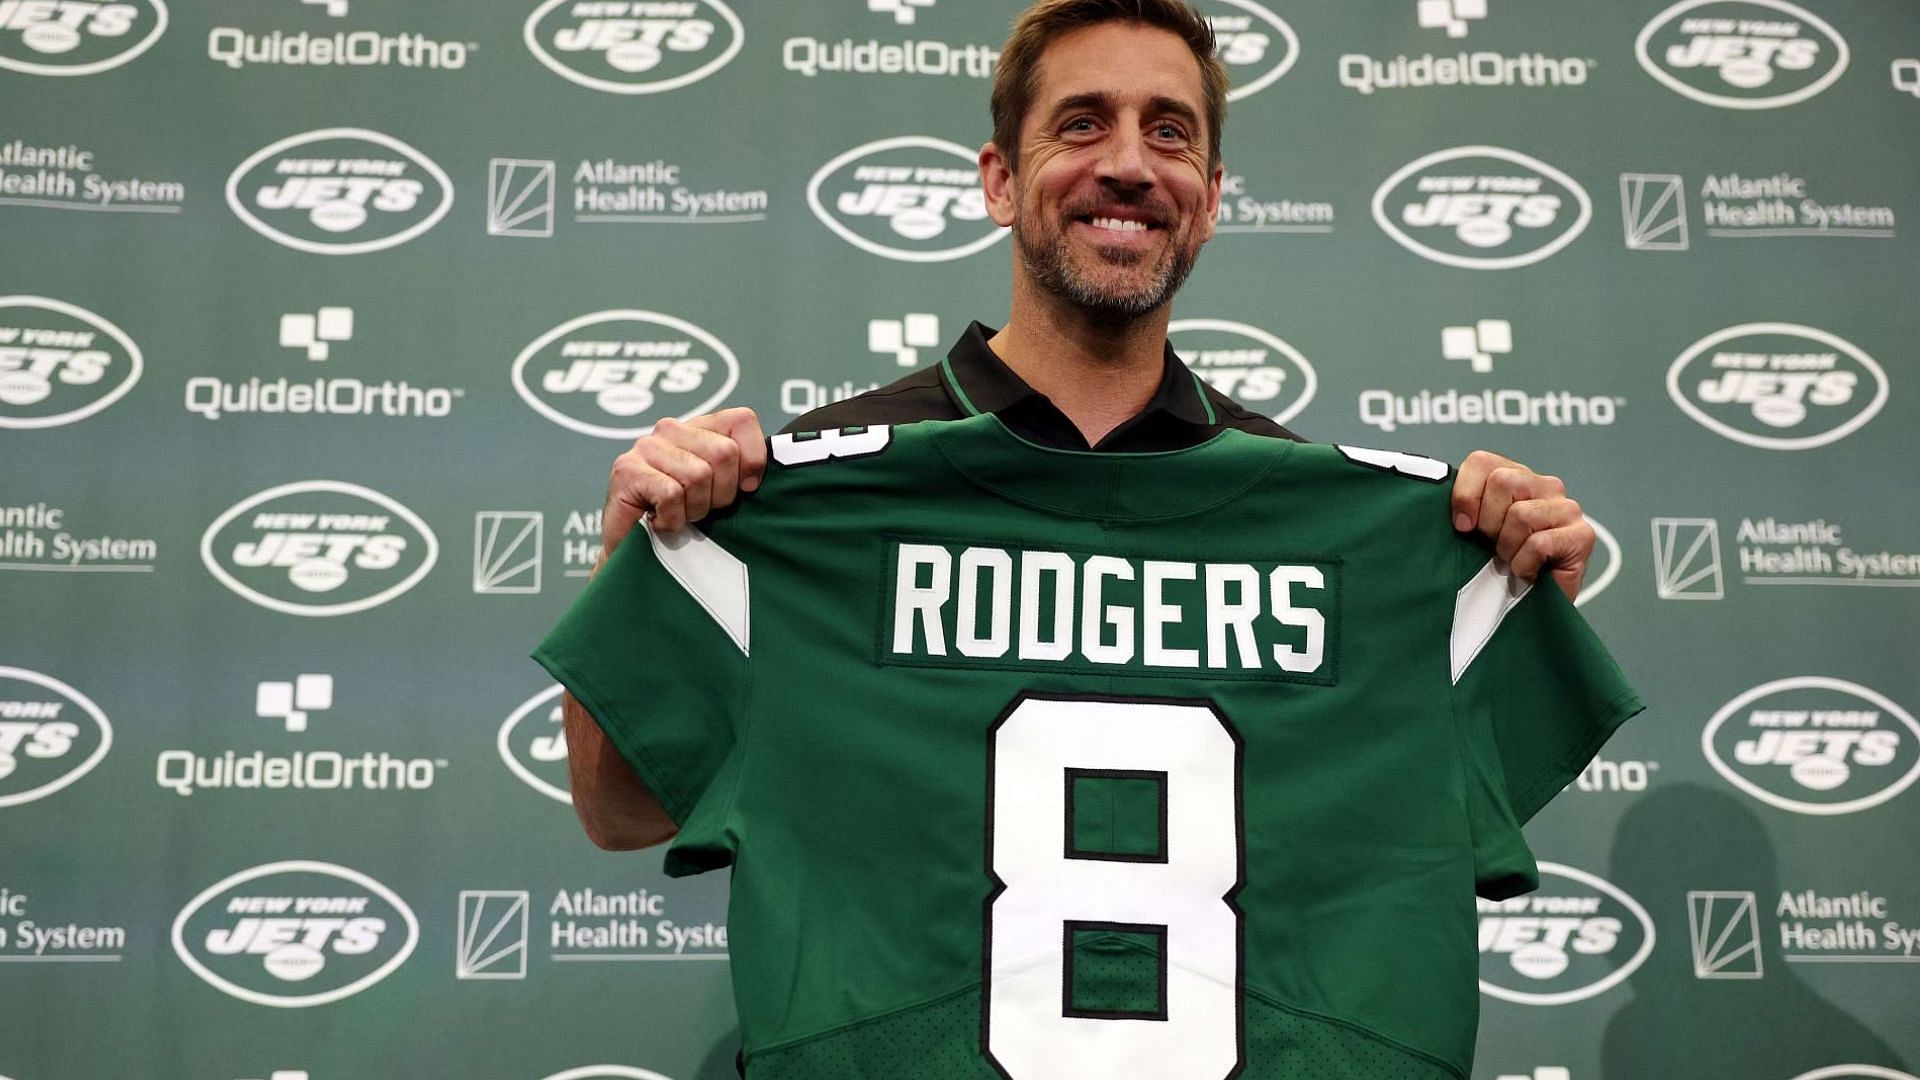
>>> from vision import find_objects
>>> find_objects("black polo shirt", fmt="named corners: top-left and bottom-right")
top-left (781, 321), bottom-right (1305, 450)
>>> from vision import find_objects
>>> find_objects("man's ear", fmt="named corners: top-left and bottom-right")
top-left (980, 141), bottom-right (1018, 228)
top-left (1201, 161), bottom-right (1223, 243)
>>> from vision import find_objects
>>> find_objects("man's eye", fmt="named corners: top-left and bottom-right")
top-left (1154, 123), bottom-right (1188, 141)
top-left (1065, 117), bottom-right (1096, 132)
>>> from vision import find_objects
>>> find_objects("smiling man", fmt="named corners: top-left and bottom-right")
top-left (540, 3), bottom-right (1635, 1076)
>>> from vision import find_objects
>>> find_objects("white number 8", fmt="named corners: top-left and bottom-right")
top-left (985, 695), bottom-right (1242, 1078)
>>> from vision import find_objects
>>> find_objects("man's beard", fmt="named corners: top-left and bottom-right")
top-left (1015, 199), bottom-right (1199, 321)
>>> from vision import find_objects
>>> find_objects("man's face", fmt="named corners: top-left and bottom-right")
top-left (991, 21), bottom-right (1222, 320)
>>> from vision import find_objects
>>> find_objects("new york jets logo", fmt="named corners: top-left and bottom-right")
top-left (0, 667), bottom-right (112, 808)
top-left (524, 0), bottom-right (742, 95)
top-left (1372, 146), bottom-right (1590, 269)
top-left (171, 861), bottom-right (418, 1008)
top-left (807, 136), bottom-right (1005, 263)
top-left (1192, 0), bottom-right (1299, 101)
top-left (226, 129), bottom-right (453, 255)
top-left (200, 481), bottom-right (439, 617)
top-left (0, 0), bottom-right (167, 75)
top-left (1703, 676), bottom-right (1920, 816)
top-left (499, 685), bottom-right (570, 804)
top-left (1636, 0), bottom-right (1849, 109)
top-left (512, 310), bottom-right (741, 439)
top-left (1478, 863), bottom-right (1654, 1005)
top-left (0, 296), bottom-right (143, 429)
top-left (1666, 323), bottom-right (1886, 450)
top-left (1167, 319), bottom-right (1316, 426)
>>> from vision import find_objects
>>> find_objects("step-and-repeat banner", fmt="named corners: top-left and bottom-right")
top-left (3, 1), bottom-right (1916, 1078)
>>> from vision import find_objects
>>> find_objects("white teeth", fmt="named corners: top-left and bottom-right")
top-left (1089, 216), bottom-right (1148, 233)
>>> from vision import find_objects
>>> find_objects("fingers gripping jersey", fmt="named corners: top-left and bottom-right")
top-left (533, 416), bottom-right (1641, 1080)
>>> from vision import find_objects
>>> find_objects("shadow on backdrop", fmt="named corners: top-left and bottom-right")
top-left (698, 1028), bottom-right (744, 1080)
top-left (1601, 783), bottom-right (1905, 1079)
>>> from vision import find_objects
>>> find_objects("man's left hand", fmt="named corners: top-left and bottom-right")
top-left (1451, 450), bottom-right (1595, 601)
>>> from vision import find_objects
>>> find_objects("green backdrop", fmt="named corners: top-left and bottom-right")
top-left (2, 1), bottom-right (1916, 1078)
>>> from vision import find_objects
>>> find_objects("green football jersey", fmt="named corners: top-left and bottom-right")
top-left (533, 415), bottom-right (1641, 1080)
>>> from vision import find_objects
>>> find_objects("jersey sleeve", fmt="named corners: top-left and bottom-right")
top-left (1448, 543), bottom-right (1643, 898)
top-left (531, 519), bottom-right (751, 857)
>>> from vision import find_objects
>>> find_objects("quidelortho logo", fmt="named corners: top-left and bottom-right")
top-left (782, 0), bottom-right (999, 80)
top-left (0, 296), bottom-right (142, 430)
top-left (499, 685), bottom-right (570, 804)
top-left (226, 129), bottom-right (452, 255)
top-left (1360, 320), bottom-right (1623, 437)
top-left (807, 136), bottom-right (1004, 262)
top-left (524, 0), bottom-right (742, 95)
top-left (1666, 323), bottom-right (1887, 450)
top-left (172, 861), bottom-right (418, 1007)
top-left (183, 306), bottom-right (463, 422)
top-left (512, 310), bottom-right (740, 439)
top-left (207, 1), bottom-right (471, 71)
top-left (782, 312), bottom-right (921, 416)
top-left (0, 667), bottom-right (112, 809)
top-left (1340, 0), bottom-right (1591, 95)
top-left (0, 0), bottom-right (166, 75)
top-left (1703, 676), bottom-right (1920, 816)
top-left (1636, 0), bottom-right (1848, 109)
top-left (1372, 147), bottom-right (1590, 269)
top-left (1166, 319), bottom-right (1315, 427)
top-left (1193, 0), bottom-right (1298, 101)
top-left (0, 139), bottom-right (186, 213)
top-left (154, 675), bottom-right (448, 798)
top-left (1479, 863), bottom-right (1654, 1005)
top-left (200, 481), bottom-right (439, 617)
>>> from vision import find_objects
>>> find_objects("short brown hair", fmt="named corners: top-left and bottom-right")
top-left (990, 0), bottom-right (1228, 172)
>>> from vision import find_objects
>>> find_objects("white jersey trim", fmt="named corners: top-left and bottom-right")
top-left (1451, 557), bottom-right (1531, 684)
top-left (646, 521), bottom-right (750, 655)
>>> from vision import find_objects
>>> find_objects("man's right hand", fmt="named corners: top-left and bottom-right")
top-left (602, 407), bottom-right (767, 553)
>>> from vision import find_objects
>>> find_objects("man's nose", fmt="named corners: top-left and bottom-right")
top-left (1095, 126), bottom-right (1153, 189)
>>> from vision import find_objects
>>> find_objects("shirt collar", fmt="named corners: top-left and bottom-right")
top-left (937, 321), bottom-right (1218, 449)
